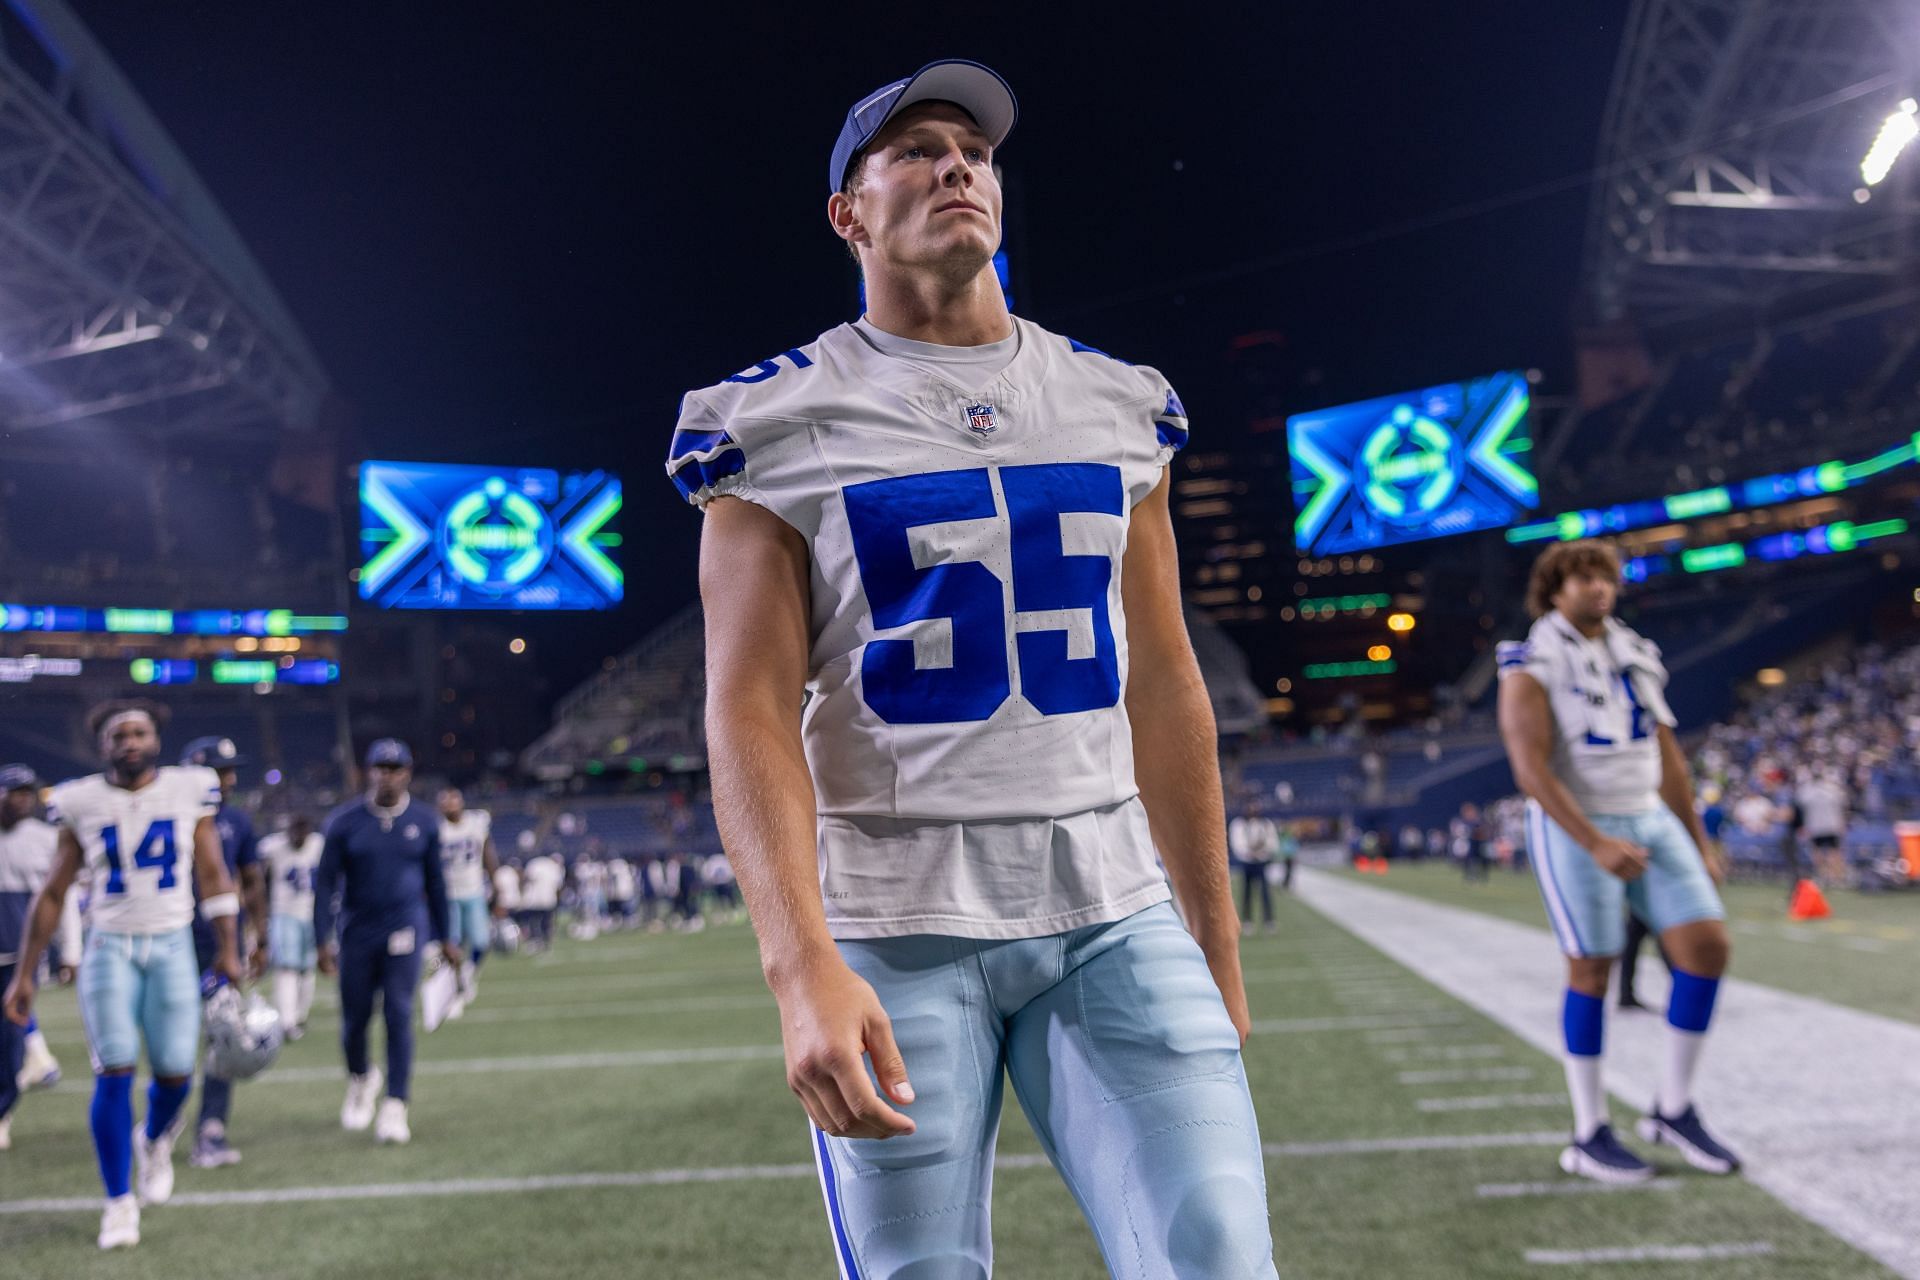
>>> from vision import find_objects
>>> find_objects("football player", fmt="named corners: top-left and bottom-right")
top-left (258, 814), bottom-right (324, 1040)
top-left (177, 736), bottom-right (268, 1169)
top-left (1498, 540), bottom-right (1739, 1183)
top-left (435, 788), bottom-right (497, 1004)
top-left (669, 60), bottom-right (1274, 1277)
top-left (3, 703), bottom-right (243, 1249)
top-left (0, 763), bottom-right (82, 1151)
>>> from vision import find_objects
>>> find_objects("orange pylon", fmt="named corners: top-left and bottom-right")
top-left (1788, 879), bottom-right (1831, 921)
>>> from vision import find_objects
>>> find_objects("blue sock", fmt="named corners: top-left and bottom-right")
top-left (1562, 988), bottom-right (1605, 1056)
top-left (146, 1078), bottom-right (191, 1141)
top-left (199, 1074), bottom-right (233, 1127)
top-left (24, 1014), bottom-right (37, 1035)
top-left (1667, 967), bottom-right (1720, 1033)
top-left (471, 946), bottom-right (485, 968)
top-left (90, 1075), bottom-right (135, 1199)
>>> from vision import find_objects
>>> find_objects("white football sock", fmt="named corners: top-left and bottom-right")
top-left (297, 971), bottom-right (316, 1023)
top-left (1659, 1026), bottom-right (1706, 1116)
top-left (1563, 1054), bottom-right (1608, 1142)
top-left (274, 971), bottom-right (299, 1033)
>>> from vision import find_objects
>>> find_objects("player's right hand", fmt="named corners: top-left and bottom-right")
top-left (2, 972), bottom-right (34, 1026)
top-left (317, 945), bottom-right (338, 977)
top-left (774, 958), bottom-right (916, 1141)
top-left (1589, 836), bottom-right (1650, 881)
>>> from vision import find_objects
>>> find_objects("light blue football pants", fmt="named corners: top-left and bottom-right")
top-left (814, 901), bottom-right (1277, 1279)
top-left (77, 927), bottom-right (201, 1077)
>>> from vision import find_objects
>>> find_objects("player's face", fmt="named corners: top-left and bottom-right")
top-left (216, 767), bottom-right (238, 800)
top-left (370, 763), bottom-right (410, 806)
top-left (1553, 567), bottom-right (1618, 624)
top-left (1, 787), bottom-right (35, 824)
top-left (438, 789), bottom-right (463, 820)
top-left (844, 104), bottom-right (1001, 278)
top-left (289, 817), bottom-right (313, 843)
top-left (102, 716), bottom-right (160, 780)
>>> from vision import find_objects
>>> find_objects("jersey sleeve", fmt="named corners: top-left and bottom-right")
top-left (1495, 637), bottom-right (1555, 686)
top-left (1148, 376), bottom-right (1190, 470)
top-left (186, 766), bottom-right (222, 819)
top-left (665, 393), bottom-right (756, 510)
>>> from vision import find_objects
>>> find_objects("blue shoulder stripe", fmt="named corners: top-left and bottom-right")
top-left (666, 426), bottom-right (747, 504)
top-left (1153, 389), bottom-right (1189, 452)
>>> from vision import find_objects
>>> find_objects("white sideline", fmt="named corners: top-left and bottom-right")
top-left (1524, 1242), bottom-right (1775, 1265)
top-left (1297, 868), bottom-right (1920, 1280)
top-left (1398, 1066), bottom-right (1536, 1085)
top-left (0, 1130), bottom-right (1566, 1215)
top-left (1415, 1093), bottom-right (1568, 1113)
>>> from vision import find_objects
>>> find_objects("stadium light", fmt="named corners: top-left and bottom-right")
top-left (1861, 98), bottom-right (1919, 186)
top-left (1386, 611), bottom-right (1416, 633)
top-left (1366, 644), bottom-right (1393, 662)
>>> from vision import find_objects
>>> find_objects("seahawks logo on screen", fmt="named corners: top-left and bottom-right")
top-left (358, 461), bottom-right (622, 610)
top-left (1287, 371), bottom-right (1537, 556)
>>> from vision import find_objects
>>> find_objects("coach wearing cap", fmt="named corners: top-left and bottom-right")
top-left (314, 740), bottom-right (457, 1147)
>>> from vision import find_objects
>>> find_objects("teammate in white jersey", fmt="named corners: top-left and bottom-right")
top-left (670, 59), bottom-right (1271, 1277)
top-left (436, 789), bottom-right (498, 1001)
top-left (259, 814), bottom-right (324, 1040)
top-left (1498, 541), bottom-right (1739, 1184)
top-left (3, 703), bottom-right (242, 1250)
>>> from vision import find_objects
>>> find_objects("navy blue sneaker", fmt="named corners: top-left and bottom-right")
top-left (1639, 1105), bottom-right (1741, 1174)
top-left (189, 1121), bottom-right (242, 1170)
top-left (1559, 1124), bottom-right (1655, 1183)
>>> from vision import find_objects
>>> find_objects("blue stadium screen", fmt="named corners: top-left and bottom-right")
top-left (358, 461), bottom-right (622, 610)
top-left (1287, 371), bottom-right (1537, 555)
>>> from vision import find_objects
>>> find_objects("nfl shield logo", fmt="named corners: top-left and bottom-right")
top-left (964, 402), bottom-right (997, 437)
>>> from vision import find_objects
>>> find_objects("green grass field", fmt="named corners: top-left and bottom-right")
top-left (1331, 861), bottom-right (1920, 1025)
top-left (1, 897), bottom-right (1900, 1279)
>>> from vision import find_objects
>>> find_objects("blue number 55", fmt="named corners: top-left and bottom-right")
top-left (843, 463), bottom-right (1125, 725)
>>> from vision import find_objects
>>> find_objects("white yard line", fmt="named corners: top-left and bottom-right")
top-left (1477, 1177), bottom-right (1683, 1198)
top-left (1415, 1092), bottom-right (1568, 1113)
top-left (1523, 1242), bottom-right (1775, 1265)
top-left (1381, 1044), bottom-right (1509, 1063)
top-left (1250, 1012), bottom-right (1460, 1034)
top-left (1297, 868), bottom-right (1920, 1280)
top-left (1398, 1066), bottom-right (1536, 1085)
top-left (262, 1044), bottom-right (786, 1084)
top-left (0, 1130), bottom-right (1565, 1215)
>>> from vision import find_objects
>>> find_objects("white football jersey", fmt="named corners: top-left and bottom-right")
top-left (260, 830), bottom-right (323, 921)
top-left (47, 766), bottom-right (220, 935)
top-left (438, 811), bottom-right (492, 899)
top-left (520, 855), bottom-right (563, 909)
top-left (1498, 613), bottom-right (1677, 815)
top-left (492, 864), bottom-right (521, 911)
top-left (668, 317), bottom-right (1185, 939)
top-left (608, 858), bottom-right (637, 901)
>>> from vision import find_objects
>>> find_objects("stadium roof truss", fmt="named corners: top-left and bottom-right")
top-left (0, 0), bottom-right (327, 438)
top-left (1583, 0), bottom-right (1920, 333)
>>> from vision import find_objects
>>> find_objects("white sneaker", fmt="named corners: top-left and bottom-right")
top-left (98, 1194), bottom-right (140, 1249)
top-left (133, 1125), bottom-right (176, 1205)
top-left (0, 1114), bottom-right (11, 1150)
top-left (341, 1068), bottom-right (382, 1131)
top-left (374, 1097), bottom-right (410, 1145)
top-left (18, 1032), bottom-right (60, 1090)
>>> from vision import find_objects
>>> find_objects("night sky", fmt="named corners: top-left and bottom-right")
top-left (78, 0), bottom-right (1630, 703)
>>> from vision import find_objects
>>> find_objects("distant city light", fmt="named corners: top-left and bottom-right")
top-left (1386, 612), bottom-right (1416, 633)
top-left (1755, 668), bottom-right (1787, 687)
top-left (1861, 99), bottom-right (1918, 186)
top-left (1366, 644), bottom-right (1393, 662)
top-left (509, 637), bottom-right (527, 654)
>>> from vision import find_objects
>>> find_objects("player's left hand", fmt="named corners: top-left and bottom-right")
top-left (215, 950), bottom-right (245, 988)
top-left (248, 946), bottom-right (270, 982)
top-left (1201, 946), bottom-right (1253, 1047)
top-left (2, 972), bottom-right (34, 1025)
top-left (440, 942), bottom-right (464, 969)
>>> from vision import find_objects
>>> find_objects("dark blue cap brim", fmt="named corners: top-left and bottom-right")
top-left (830, 59), bottom-right (1017, 194)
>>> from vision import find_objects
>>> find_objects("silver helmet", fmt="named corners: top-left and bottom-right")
top-left (204, 985), bottom-right (284, 1080)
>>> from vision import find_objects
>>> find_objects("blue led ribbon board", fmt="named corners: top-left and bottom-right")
top-left (1288, 371), bottom-right (1537, 555)
top-left (358, 461), bottom-right (623, 610)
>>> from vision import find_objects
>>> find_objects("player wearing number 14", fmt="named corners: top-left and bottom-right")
top-left (671, 58), bottom-right (1273, 1278)
top-left (2, 702), bottom-right (243, 1250)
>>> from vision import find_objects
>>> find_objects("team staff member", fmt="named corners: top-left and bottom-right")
top-left (0, 764), bottom-right (82, 1151)
top-left (315, 740), bottom-right (458, 1147)
top-left (178, 736), bottom-right (269, 1170)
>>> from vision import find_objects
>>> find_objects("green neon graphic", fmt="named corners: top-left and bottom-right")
top-left (105, 609), bottom-right (173, 634)
top-left (561, 487), bottom-right (624, 593)
top-left (212, 660), bottom-right (276, 685)
top-left (1470, 382), bottom-right (1537, 499)
top-left (361, 475), bottom-right (431, 595)
top-left (443, 486), bottom-right (548, 586)
top-left (1303, 659), bottom-right (1398, 679)
top-left (129, 659), bottom-right (156, 684)
top-left (1361, 408), bottom-right (1457, 519)
top-left (1663, 487), bottom-right (1731, 521)
top-left (1681, 544), bottom-right (1746, 574)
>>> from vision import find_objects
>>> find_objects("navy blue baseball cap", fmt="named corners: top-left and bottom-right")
top-left (829, 59), bottom-right (1018, 195)
top-left (181, 736), bottom-right (247, 769)
top-left (0, 763), bottom-right (39, 791)
top-left (365, 739), bottom-right (413, 768)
